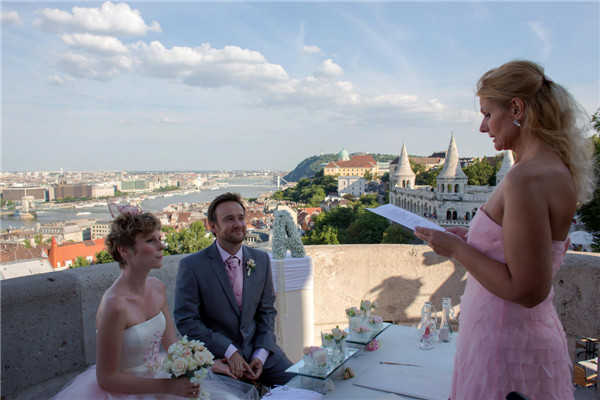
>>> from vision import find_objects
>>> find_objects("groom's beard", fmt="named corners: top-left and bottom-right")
top-left (221, 227), bottom-right (246, 245)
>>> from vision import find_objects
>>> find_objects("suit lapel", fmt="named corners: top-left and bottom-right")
top-left (208, 242), bottom-right (241, 316)
top-left (241, 246), bottom-right (255, 319)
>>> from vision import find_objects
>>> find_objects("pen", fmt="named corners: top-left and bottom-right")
top-left (379, 361), bottom-right (422, 367)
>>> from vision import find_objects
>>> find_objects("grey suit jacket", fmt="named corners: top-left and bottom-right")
top-left (174, 241), bottom-right (285, 368)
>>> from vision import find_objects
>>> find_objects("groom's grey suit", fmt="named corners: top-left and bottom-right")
top-left (174, 241), bottom-right (292, 386)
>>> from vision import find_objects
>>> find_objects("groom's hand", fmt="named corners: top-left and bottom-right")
top-left (245, 358), bottom-right (263, 380)
top-left (226, 351), bottom-right (252, 380)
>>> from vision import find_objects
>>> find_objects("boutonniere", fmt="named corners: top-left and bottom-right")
top-left (246, 259), bottom-right (256, 277)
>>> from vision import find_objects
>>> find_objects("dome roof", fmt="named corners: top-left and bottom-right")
top-left (338, 148), bottom-right (350, 161)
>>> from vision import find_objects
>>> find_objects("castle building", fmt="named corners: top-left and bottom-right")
top-left (323, 152), bottom-right (379, 177)
top-left (389, 132), bottom-right (513, 227)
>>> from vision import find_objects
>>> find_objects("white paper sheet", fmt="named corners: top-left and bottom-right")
top-left (353, 361), bottom-right (452, 400)
top-left (367, 204), bottom-right (445, 232)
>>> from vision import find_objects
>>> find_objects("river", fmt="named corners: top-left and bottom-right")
top-left (1, 178), bottom-right (279, 232)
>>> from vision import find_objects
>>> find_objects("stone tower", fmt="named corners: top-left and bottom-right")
top-left (437, 132), bottom-right (468, 195)
top-left (495, 150), bottom-right (514, 185)
top-left (393, 141), bottom-right (416, 189)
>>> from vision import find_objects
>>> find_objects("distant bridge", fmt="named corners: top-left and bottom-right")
top-left (225, 176), bottom-right (290, 191)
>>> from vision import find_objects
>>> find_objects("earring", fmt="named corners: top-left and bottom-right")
top-left (513, 119), bottom-right (521, 127)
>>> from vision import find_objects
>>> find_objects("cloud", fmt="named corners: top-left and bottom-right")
top-left (35, 1), bottom-right (161, 36)
top-left (45, 74), bottom-right (70, 86)
top-left (53, 52), bottom-right (133, 81)
top-left (302, 45), bottom-right (321, 54)
top-left (117, 118), bottom-right (136, 125)
top-left (133, 41), bottom-right (289, 90)
top-left (60, 33), bottom-right (129, 55)
top-left (1, 11), bottom-right (23, 26)
top-left (315, 59), bottom-right (344, 79)
top-left (525, 21), bottom-right (552, 58)
top-left (96, 96), bottom-right (109, 102)
top-left (156, 117), bottom-right (179, 124)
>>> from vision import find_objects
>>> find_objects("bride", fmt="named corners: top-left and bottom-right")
top-left (52, 208), bottom-right (258, 399)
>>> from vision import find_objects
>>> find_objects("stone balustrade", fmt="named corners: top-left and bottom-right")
top-left (2, 244), bottom-right (598, 400)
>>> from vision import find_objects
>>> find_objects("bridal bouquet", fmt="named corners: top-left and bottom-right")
top-left (163, 336), bottom-right (214, 399)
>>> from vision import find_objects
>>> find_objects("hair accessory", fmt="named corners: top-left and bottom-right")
top-left (107, 199), bottom-right (143, 218)
top-left (513, 119), bottom-right (521, 127)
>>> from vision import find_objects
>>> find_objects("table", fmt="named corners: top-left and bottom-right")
top-left (289, 324), bottom-right (457, 399)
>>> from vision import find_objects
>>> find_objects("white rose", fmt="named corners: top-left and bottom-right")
top-left (193, 350), bottom-right (206, 365)
top-left (171, 357), bottom-right (188, 377)
top-left (201, 349), bottom-right (214, 365)
top-left (332, 327), bottom-right (344, 341)
top-left (361, 300), bottom-right (372, 310)
top-left (372, 301), bottom-right (379, 309)
top-left (187, 357), bottom-right (197, 371)
top-left (162, 359), bottom-right (173, 373)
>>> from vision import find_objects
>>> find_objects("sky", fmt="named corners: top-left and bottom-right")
top-left (2, 1), bottom-right (599, 172)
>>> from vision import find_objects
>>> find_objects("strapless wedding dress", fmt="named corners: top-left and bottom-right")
top-left (450, 208), bottom-right (574, 400)
top-left (51, 312), bottom-right (258, 400)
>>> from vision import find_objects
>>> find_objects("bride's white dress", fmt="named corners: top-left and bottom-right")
top-left (51, 312), bottom-right (258, 400)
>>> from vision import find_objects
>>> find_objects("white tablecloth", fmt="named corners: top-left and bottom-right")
top-left (269, 253), bottom-right (314, 362)
top-left (322, 325), bottom-right (456, 399)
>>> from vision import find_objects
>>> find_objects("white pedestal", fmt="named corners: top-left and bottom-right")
top-left (269, 253), bottom-right (314, 363)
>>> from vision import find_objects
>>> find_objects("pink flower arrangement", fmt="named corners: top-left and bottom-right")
top-left (365, 339), bottom-right (380, 352)
top-left (352, 324), bottom-right (371, 334)
top-left (303, 345), bottom-right (325, 355)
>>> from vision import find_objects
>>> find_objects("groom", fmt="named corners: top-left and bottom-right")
top-left (174, 192), bottom-right (293, 387)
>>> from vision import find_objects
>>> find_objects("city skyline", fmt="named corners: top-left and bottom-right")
top-left (2, 1), bottom-right (599, 172)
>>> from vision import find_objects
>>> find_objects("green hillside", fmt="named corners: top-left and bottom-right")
top-left (284, 153), bottom-right (397, 182)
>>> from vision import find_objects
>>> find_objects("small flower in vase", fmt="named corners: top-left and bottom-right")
top-left (330, 326), bottom-right (348, 360)
top-left (246, 259), bottom-right (256, 277)
top-left (352, 324), bottom-right (372, 342)
top-left (302, 346), bottom-right (326, 371)
top-left (368, 315), bottom-right (384, 331)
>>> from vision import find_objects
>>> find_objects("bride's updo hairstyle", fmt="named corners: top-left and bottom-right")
top-left (477, 60), bottom-right (596, 204)
top-left (105, 212), bottom-right (161, 268)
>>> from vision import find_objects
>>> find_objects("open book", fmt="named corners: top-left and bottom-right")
top-left (366, 203), bottom-right (445, 232)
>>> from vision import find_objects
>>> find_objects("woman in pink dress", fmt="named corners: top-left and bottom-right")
top-left (51, 209), bottom-right (252, 400)
top-left (415, 60), bottom-right (595, 399)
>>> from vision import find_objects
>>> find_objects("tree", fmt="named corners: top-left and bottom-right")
top-left (163, 221), bottom-right (213, 255)
top-left (94, 250), bottom-right (115, 264)
top-left (345, 210), bottom-right (389, 244)
top-left (381, 224), bottom-right (414, 244)
top-left (415, 166), bottom-right (441, 186)
top-left (302, 225), bottom-right (340, 245)
top-left (578, 108), bottom-right (600, 251)
top-left (71, 256), bottom-right (91, 268)
top-left (463, 158), bottom-right (494, 185)
top-left (34, 233), bottom-right (43, 245)
top-left (363, 170), bottom-right (374, 181)
top-left (24, 239), bottom-right (32, 248)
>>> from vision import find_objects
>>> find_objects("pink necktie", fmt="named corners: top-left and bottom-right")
top-left (225, 256), bottom-right (243, 308)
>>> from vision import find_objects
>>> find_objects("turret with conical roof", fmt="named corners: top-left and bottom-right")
top-left (437, 132), bottom-right (468, 195)
top-left (495, 150), bottom-right (514, 185)
top-left (393, 141), bottom-right (416, 189)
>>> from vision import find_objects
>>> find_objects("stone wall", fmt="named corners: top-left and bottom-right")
top-left (2, 246), bottom-right (598, 400)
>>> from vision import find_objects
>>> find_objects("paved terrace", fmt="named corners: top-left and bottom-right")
top-left (2, 244), bottom-right (599, 399)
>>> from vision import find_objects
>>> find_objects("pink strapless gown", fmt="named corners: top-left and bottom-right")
top-left (450, 208), bottom-right (574, 400)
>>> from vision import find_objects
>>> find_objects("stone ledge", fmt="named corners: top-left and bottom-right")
top-left (1, 245), bottom-right (598, 400)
